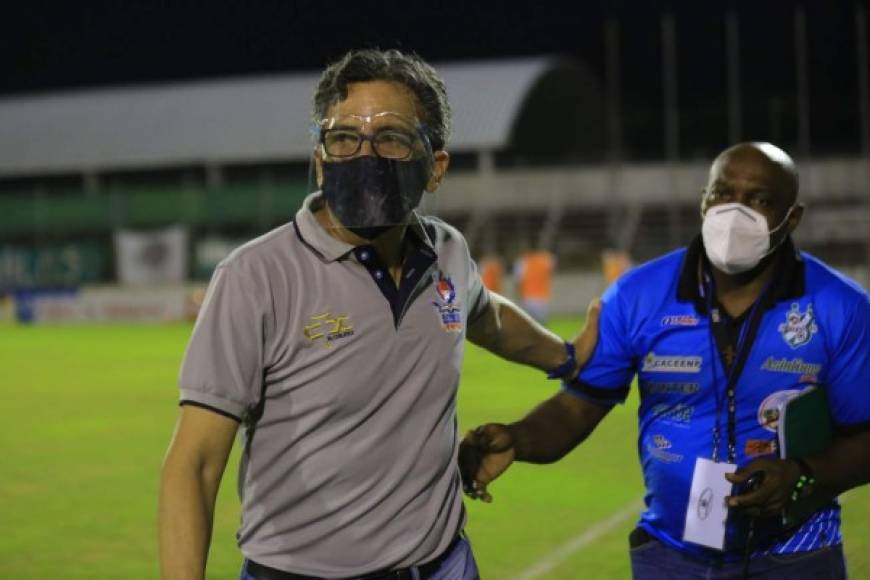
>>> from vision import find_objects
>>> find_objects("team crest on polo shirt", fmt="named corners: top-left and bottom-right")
top-left (777, 302), bottom-right (818, 349)
top-left (432, 274), bottom-right (463, 332)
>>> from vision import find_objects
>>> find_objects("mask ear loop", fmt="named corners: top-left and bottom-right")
top-left (699, 189), bottom-right (711, 220)
top-left (757, 204), bottom-right (796, 261)
top-left (767, 204), bottom-right (795, 235)
top-left (308, 124), bottom-right (324, 189)
top-left (415, 123), bottom-right (438, 188)
top-left (409, 124), bottom-right (439, 230)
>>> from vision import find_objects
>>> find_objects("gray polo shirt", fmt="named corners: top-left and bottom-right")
top-left (178, 193), bottom-right (489, 577)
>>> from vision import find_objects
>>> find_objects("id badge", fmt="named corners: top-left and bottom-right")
top-left (682, 457), bottom-right (736, 550)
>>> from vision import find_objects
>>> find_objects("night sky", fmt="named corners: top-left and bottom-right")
top-left (4, 0), bottom-right (868, 158)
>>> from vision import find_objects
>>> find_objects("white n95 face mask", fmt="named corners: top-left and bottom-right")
top-left (701, 202), bottom-right (792, 274)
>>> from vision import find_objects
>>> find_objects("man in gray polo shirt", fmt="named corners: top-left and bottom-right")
top-left (158, 49), bottom-right (599, 580)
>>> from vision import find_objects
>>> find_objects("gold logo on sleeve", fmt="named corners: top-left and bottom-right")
top-left (304, 312), bottom-right (355, 348)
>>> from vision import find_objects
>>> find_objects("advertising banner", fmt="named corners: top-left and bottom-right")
top-left (0, 242), bottom-right (109, 290)
top-left (114, 225), bottom-right (188, 286)
top-left (13, 285), bottom-right (202, 324)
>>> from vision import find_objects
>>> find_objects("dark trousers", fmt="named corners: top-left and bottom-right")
top-left (629, 528), bottom-right (847, 580)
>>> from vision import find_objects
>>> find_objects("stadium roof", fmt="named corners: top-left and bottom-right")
top-left (0, 57), bottom-right (601, 176)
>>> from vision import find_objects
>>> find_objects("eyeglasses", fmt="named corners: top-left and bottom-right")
top-left (321, 128), bottom-right (420, 160)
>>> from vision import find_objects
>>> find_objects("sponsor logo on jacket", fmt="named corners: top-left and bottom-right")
top-left (642, 353), bottom-right (702, 373)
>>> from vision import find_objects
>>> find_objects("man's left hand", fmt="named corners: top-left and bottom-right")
top-left (725, 457), bottom-right (801, 518)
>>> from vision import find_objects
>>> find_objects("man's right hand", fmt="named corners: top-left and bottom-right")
top-left (459, 423), bottom-right (516, 503)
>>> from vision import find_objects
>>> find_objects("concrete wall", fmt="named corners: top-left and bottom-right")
top-left (436, 158), bottom-right (870, 209)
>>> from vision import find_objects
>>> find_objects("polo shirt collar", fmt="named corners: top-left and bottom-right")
top-left (294, 192), bottom-right (436, 262)
top-left (677, 234), bottom-right (806, 313)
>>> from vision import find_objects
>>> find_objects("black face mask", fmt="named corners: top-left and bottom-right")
top-left (321, 156), bottom-right (429, 240)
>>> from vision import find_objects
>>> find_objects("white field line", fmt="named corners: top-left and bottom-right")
top-left (510, 500), bottom-right (644, 580)
top-left (512, 492), bottom-right (857, 580)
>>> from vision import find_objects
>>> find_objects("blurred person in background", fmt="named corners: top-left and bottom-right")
top-left (0, 291), bottom-right (10, 322)
top-left (158, 48), bottom-right (599, 580)
top-left (514, 246), bottom-right (555, 323)
top-left (460, 142), bottom-right (870, 579)
top-left (478, 252), bottom-right (505, 293)
top-left (601, 248), bottom-right (632, 285)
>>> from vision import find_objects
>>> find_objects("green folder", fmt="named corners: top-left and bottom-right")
top-left (777, 385), bottom-right (834, 528)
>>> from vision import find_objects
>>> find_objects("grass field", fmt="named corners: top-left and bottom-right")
top-left (1, 319), bottom-right (869, 579)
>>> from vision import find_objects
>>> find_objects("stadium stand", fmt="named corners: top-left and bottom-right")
top-left (0, 56), bottom-right (867, 313)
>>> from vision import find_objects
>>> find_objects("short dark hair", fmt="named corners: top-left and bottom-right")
top-left (313, 49), bottom-right (451, 151)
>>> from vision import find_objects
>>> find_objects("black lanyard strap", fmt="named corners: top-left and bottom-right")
top-left (704, 273), bottom-right (770, 463)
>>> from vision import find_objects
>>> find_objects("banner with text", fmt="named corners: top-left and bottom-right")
top-left (114, 225), bottom-right (188, 286)
top-left (0, 242), bottom-right (109, 290)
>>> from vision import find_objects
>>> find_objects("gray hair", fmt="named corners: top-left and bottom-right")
top-left (313, 49), bottom-right (451, 151)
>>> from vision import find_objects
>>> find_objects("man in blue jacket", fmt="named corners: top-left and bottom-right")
top-left (460, 142), bottom-right (869, 579)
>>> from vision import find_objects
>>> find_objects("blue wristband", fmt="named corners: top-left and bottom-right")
top-left (547, 341), bottom-right (577, 379)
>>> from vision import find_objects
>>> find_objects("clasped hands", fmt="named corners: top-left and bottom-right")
top-left (459, 298), bottom-right (601, 503)
top-left (460, 431), bottom-right (803, 518)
